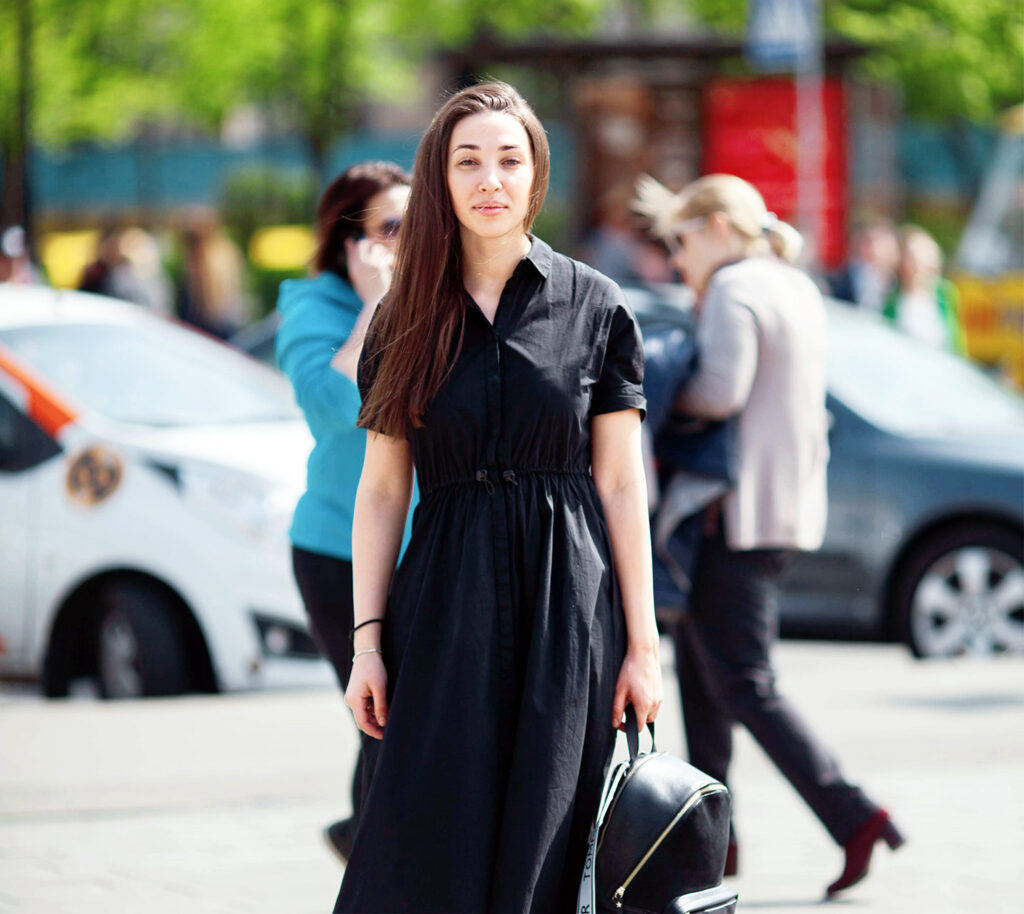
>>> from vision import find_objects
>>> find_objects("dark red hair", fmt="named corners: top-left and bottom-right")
top-left (313, 161), bottom-right (411, 278)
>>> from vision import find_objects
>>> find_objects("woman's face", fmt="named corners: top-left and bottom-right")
top-left (668, 212), bottom-right (737, 296)
top-left (668, 216), bottom-right (716, 294)
top-left (361, 185), bottom-right (410, 252)
top-left (447, 111), bottom-right (535, 243)
top-left (898, 234), bottom-right (941, 291)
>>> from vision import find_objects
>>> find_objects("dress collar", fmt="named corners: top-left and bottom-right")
top-left (523, 235), bottom-right (553, 279)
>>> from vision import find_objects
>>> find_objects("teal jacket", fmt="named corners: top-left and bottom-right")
top-left (276, 271), bottom-right (416, 561)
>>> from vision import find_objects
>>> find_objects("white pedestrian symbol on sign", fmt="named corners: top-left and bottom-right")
top-left (746, 0), bottom-right (818, 70)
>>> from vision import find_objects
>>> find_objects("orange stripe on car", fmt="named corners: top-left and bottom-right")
top-left (0, 345), bottom-right (78, 437)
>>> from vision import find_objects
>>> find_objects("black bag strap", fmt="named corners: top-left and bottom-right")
top-left (624, 704), bottom-right (657, 761)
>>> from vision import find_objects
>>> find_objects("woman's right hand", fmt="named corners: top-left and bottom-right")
top-left (345, 652), bottom-right (389, 739)
top-left (330, 239), bottom-right (395, 380)
top-left (345, 237), bottom-right (394, 309)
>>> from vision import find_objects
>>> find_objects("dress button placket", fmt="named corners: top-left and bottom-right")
top-left (481, 305), bottom-right (518, 765)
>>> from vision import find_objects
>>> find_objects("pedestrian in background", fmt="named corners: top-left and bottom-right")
top-left (79, 226), bottom-right (135, 301)
top-left (826, 218), bottom-right (899, 312)
top-left (177, 220), bottom-right (249, 338)
top-left (636, 173), bottom-right (905, 898)
top-left (0, 226), bottom-right (45, 284)
top-left (117, 227), bottom-right (174, 316)
top-left (883, 224), bottom-right (966, 354)
top-left (79, 225), bottom-right (171, 311)
top-left (274, 161), bottom-right (415, 864)
top-left (338, 81), bottom-right (660, 913)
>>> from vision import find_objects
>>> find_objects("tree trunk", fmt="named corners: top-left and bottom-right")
top-left (1, 0), bottom-right (33, 245)
top-left (307, 127), bottom-right (329, 191)
top-left (0, 146), bottom-right (19, 230)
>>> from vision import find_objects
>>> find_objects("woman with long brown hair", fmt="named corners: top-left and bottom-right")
top-left (335, 82), bottom-right (662, 913)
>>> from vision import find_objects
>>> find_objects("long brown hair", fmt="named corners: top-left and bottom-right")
top-left (358, 82), bottom-right (550, 436)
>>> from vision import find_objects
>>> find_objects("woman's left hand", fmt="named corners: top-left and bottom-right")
top-left (612, 644), bottom-right (663, 732)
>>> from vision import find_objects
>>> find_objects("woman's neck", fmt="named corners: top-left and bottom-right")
top-left (695, 249), bottom-right (749, 299)
top-left (460, 230), bottom-right (532, 298)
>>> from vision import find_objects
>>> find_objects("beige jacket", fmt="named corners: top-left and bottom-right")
top-left (676, 257), bottom-right (829, 551)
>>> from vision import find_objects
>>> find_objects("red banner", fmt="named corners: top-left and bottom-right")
top-left (702, 76), bottom-right (848, 268)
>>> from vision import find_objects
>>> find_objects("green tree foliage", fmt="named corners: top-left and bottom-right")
top-left (0, 0), bottom-right (221, 226)
top-left (1, 0), bottom-right (605, 156)
top-left (687, 0), bottom-right (1024, 121)
top-left (1, 0), bottom-right (212, 148)
top-left (1, 0), bottom-right (607, 225)
top-left (213, 0), bottom-right (605, 177)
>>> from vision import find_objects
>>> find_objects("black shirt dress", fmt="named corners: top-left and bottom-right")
top-left (335, 238), bottom-right (647, 914)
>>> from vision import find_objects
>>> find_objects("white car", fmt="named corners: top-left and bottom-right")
top-left (0, 285), bottom-right (333, 698)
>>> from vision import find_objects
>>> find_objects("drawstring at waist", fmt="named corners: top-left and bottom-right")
top-left (424, 467), bottom-right (591, 498)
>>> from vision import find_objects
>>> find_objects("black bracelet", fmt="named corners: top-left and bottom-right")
top-left (350, 618), bottom-right (384, 640)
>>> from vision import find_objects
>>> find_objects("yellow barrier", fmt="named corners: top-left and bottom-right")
top-left (248, 225), bottom-right (316, 272)
top-left (40, 230), bottom-right (101, 289)
top-left (953, 271), bottom-right (1024, 387)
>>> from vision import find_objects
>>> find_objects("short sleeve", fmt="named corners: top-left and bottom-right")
top-left (355, 313), bottom-right (386, 432)
top-left (592, 285), bottom-right (647, 420)
top-left (356, 329), bottom-right (378, 404)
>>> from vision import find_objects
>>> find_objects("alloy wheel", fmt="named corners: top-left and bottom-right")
top-left (910, 546), bottom-right (1024, 657)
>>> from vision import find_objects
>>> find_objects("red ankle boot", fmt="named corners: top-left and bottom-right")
top-left (827, 809), bottom-right (905, 896)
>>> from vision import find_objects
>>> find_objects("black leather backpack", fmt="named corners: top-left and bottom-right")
top-left (579, 707), bottom-right (737, 914)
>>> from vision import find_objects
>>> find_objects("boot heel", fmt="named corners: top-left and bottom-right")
top-left (827, 810), bottom-right (904, 896)
top-left (882, 820), bottom-right (906, 850)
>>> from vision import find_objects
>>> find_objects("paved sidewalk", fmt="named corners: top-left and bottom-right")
top-left (1, 641), bottom-right (1022, 913)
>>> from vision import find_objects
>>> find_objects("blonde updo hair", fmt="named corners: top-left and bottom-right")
top-left (634, 173), bottom-right (803, 264)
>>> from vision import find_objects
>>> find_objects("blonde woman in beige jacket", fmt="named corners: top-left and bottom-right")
top-left (636, 174), bottom-right (905, 899)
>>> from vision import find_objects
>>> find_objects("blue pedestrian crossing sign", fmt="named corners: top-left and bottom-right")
top-left (745, 0), bottom-right (819, 70)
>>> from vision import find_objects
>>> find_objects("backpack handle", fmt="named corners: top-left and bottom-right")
top-left (624, 704), bottom-right (657, 760)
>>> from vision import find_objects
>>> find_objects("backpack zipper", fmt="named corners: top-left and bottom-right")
top-left (612, 784), bottom-right (729, 909)
top-left (596, 755), bottom-right (655, 856)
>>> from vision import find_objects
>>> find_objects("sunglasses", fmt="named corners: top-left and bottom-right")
top-left (367, 218), bottom-right (402, 241)
top-left (663, 216), bottom-right (708, 255)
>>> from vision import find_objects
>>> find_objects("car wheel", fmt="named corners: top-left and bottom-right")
top-left (94, 581), bottom-right (189, 698)
top-left (895, 523), bottom-right (1024, 658)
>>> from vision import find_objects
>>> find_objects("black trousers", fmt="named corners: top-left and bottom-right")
top-left (291, 546), bottom-right (366, 824)
top-left (670, 520), bottom-right (876, 846)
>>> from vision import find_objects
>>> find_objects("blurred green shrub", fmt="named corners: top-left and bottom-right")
top-left (531, 201), bottom-right (569, 251)
top-left (904, 199), bottom-right (970, 263)
top-left (220, 166), bottom-right (317, 250)
top-left (248, 266), bottom-right (305, 320)
top-left (219, 166), bottom-right (316, 319)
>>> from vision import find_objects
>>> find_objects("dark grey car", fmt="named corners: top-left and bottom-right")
top-left (233, 291), bottom-right (1024, 658)
top-left (624, 286), bottom-right (1023, 658)
top-left (782, 302), bottom-right (1024, 657)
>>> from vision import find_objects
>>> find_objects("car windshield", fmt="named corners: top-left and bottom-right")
top-left (827, 305), bottom-right (1024, 436)
top-left (0, 321), bottom-right (300, 427)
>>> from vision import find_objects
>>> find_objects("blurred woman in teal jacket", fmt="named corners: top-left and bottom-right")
top-left (275, 161), bottom-right (416, 863)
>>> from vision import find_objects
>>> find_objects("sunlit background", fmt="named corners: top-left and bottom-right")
top-left (2, 0), bottom-right (1022, 380)
top-left (1, 4), bottom-right (1022, 911)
